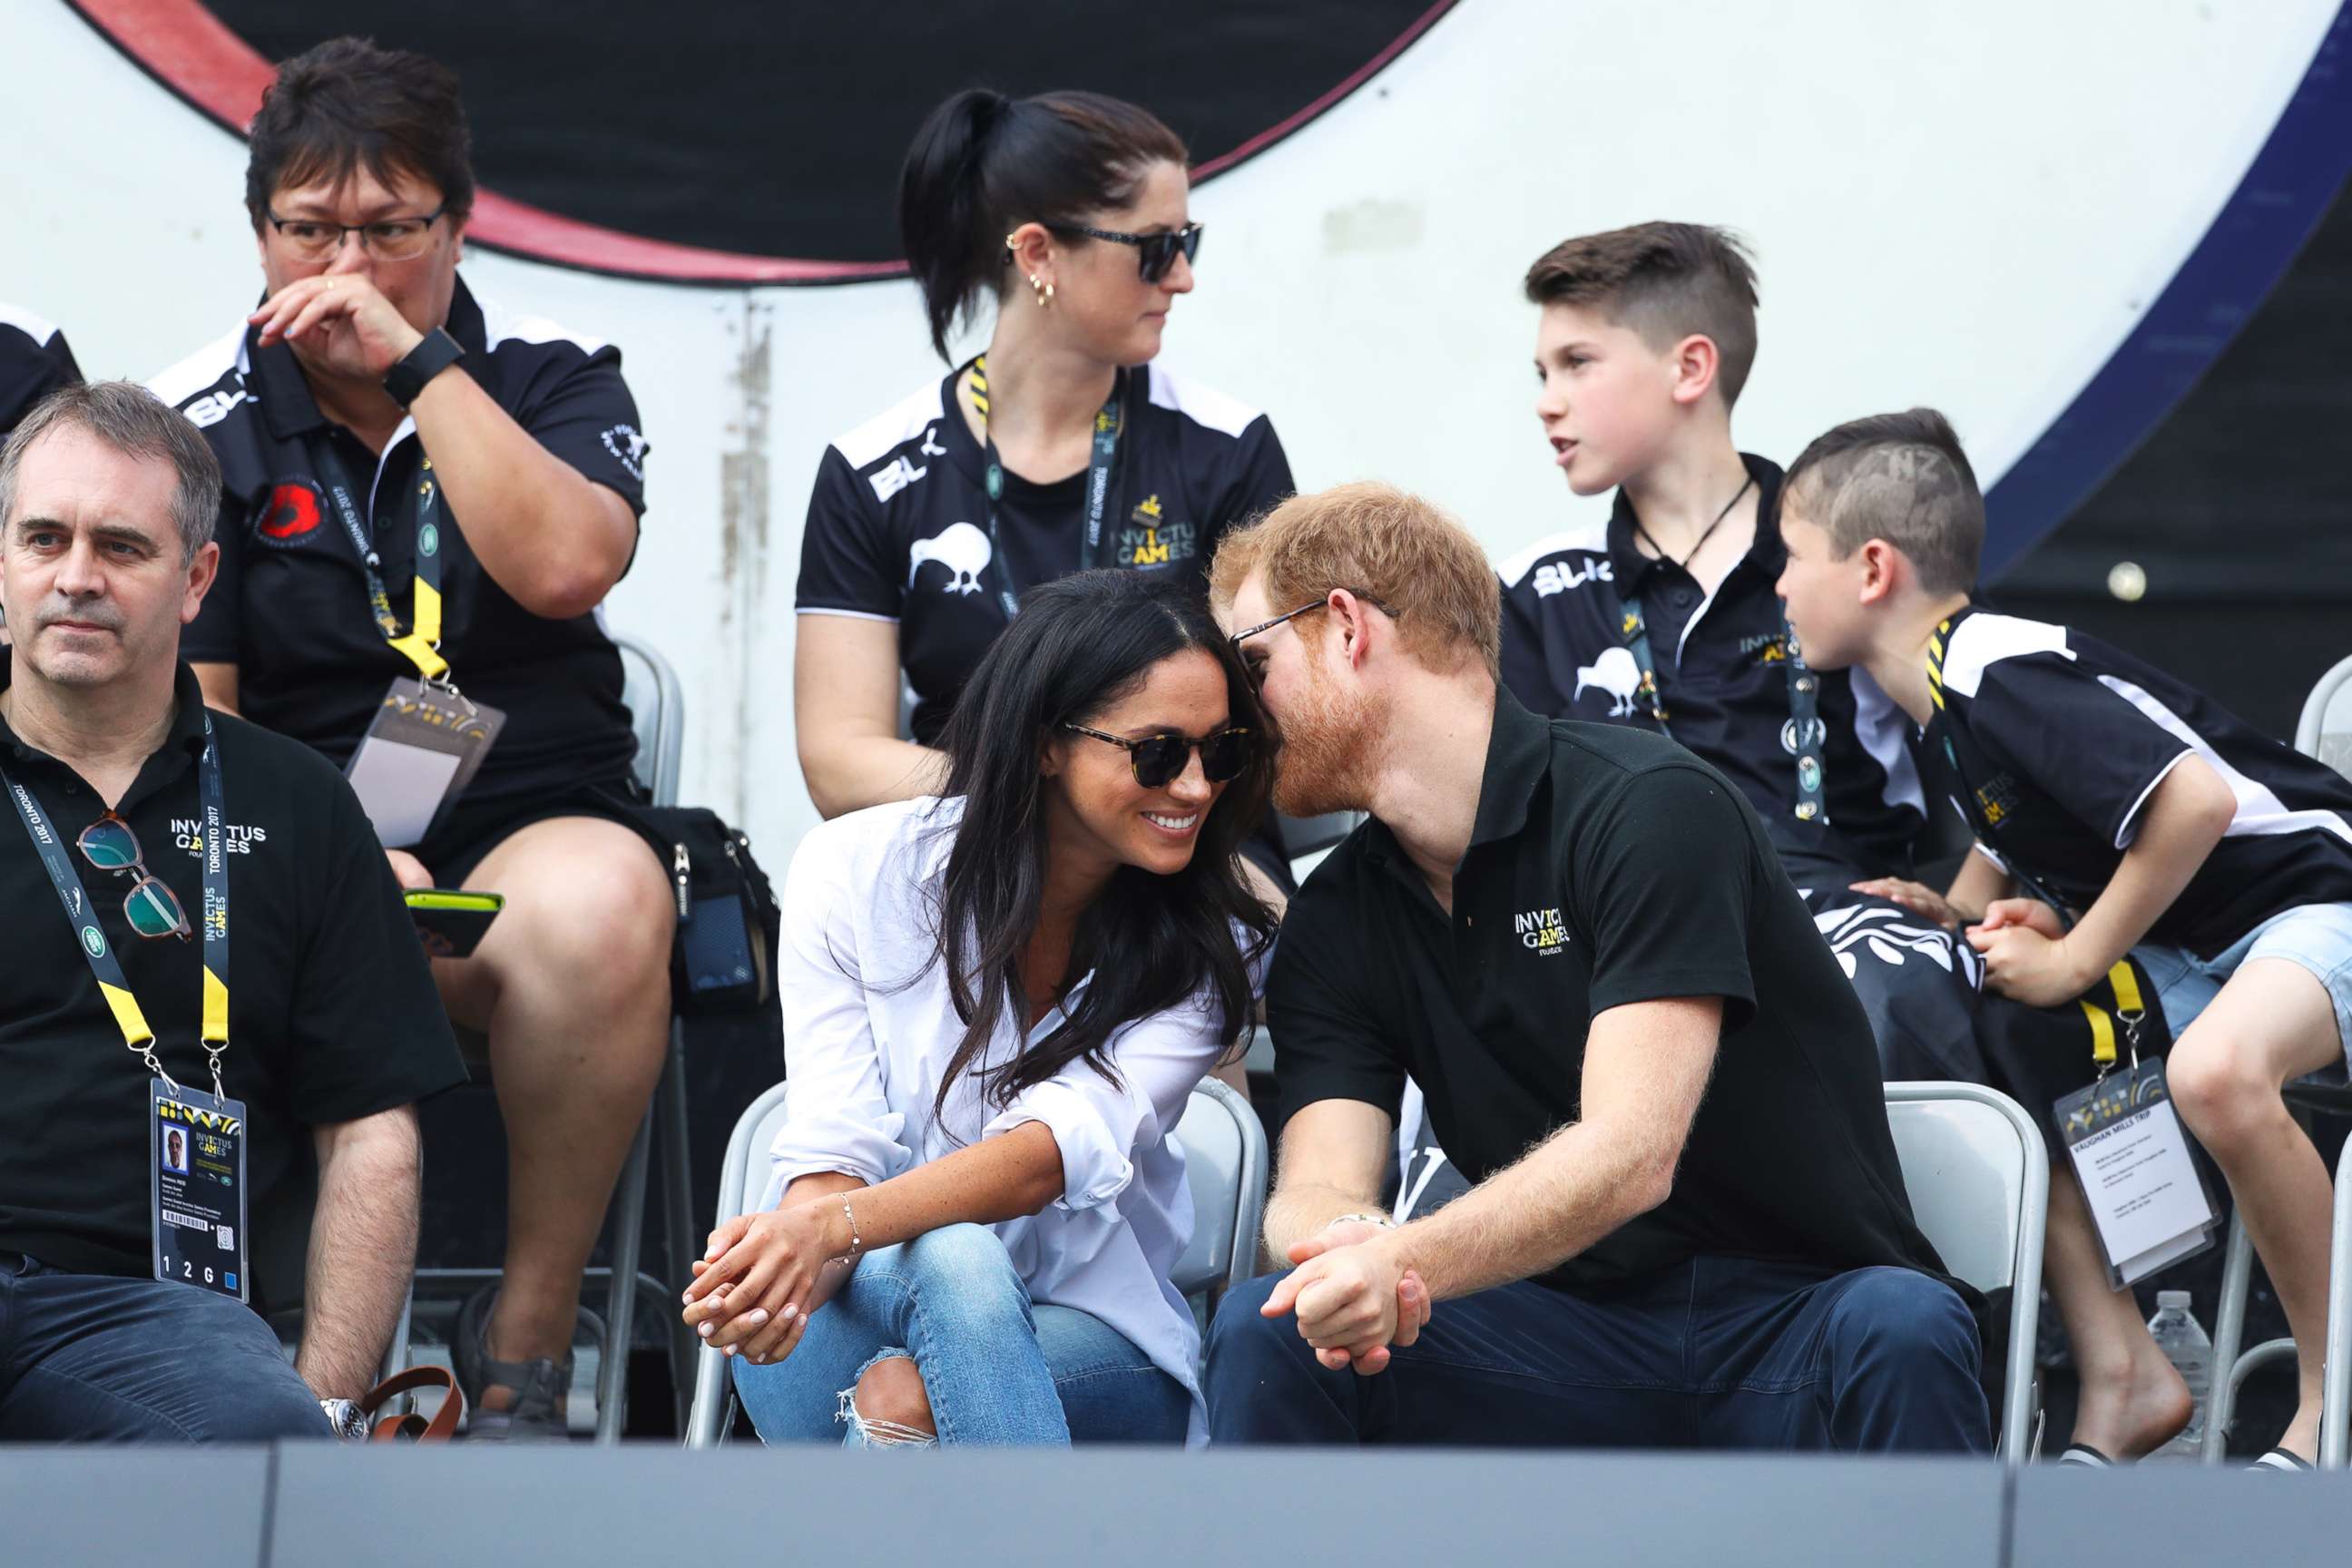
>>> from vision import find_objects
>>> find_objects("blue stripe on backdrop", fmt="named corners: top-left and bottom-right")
top-left (1984, 2), bottom-right (2352, 578)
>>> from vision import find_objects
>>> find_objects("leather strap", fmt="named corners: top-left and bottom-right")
top-left (359, 1364), bottom-right (465, 1443)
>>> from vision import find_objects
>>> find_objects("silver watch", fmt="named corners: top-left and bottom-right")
top-left (319, 1397), bottom-right (370, 1442)
top-left (1327, 1212), bottom-right (1396, 1230)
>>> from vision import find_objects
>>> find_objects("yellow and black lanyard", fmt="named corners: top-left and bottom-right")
top-left (310, 430), bottom-right (451, 683)
top-left (1, 714), bottom-right (230, 1100)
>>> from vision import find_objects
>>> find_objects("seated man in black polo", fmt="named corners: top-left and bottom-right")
top-left (149, 37), bottom-right (676, 1436)
top-left (1202, 481), bottom-right (1988, 1453)
top-left (0, 382), bottom-right (463, 1441)
top-left (2, 305), bottom-right (81, 440)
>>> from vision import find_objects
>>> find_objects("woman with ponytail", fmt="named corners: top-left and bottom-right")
top-left (792, 88), bottom-right (1298, 910)
top-left (687, 570), bottom-right (1277, 1446)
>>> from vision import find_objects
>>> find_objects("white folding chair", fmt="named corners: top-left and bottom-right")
top-left (683, 1081), bottom-right (792, 1449)
top-left (682, 1077), bottom-right (1269, 1448)
top-left (1883, 1082), bottom-right (2050, 1465)
top-left (2321, 1139), bottom-right (2350, 1469)
top-left (412, 631), bottom-right (696, 1442)
top-left (1171, 1077), bottom-right (1270, 1305)
top-left (2198, 653), bottom-right (2352, 1463)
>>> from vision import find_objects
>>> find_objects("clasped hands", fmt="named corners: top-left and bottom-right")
top-left (678, 1201), bottom-right (846, 1367)
top-left (1849, 877), bottom-right (2093, 1008)
top-left (1259, 1220), bottom-right (1433, 1377)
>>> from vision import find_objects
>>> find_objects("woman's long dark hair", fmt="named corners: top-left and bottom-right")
top-left (898, 88), bottom-right (1188, 358)
top-left (926, 570), bottom-right (1277, 1122)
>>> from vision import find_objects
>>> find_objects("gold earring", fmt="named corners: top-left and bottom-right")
top-left (1030, 273), bottom-right (1054, 309)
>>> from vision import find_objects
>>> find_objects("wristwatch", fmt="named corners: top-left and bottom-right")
top-left (383, 327), bottom-right (466, 408)
top-left (319, 1396), bottom-right (371, 1442)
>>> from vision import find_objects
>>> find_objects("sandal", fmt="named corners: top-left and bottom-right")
top-left (453, 1286), bottom-right (600, 1442)
top-left (2056, 1444), bottom-right (2117, 1468)
top-left (2248, 1447), bottom-right (2314, 1474)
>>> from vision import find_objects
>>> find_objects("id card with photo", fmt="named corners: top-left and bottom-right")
top-left (344, 678), bottom-right (505, 848)
top-left (2053, 1059), bottom-right (2220, 1289)
top-left (151, 1079), bottom-right (250, 1303)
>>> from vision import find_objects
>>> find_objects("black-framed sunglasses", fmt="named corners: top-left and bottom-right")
top-left (1059, 723), bottom-right (1253, 788)
top-left (1054, 221), bottom-right (1203, 283)
top-left (1229, 587), bottom-right (1401, 652)
top-left (77, 812), bottom-right (191, 942)
top-left (265, 204), bottom-right (449, 261)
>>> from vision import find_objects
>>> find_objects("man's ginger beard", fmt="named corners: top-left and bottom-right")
top-left (1269, 644), bottom-right (1390, 818)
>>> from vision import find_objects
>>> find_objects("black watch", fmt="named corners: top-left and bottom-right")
top-left (383, 328), bottom-right (466, 408)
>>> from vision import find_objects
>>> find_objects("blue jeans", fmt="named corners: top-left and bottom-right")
top-left (0, 1254), bottom-right (330, 1442)
top-left (1206, 1255), bottom-right (1988, 1454)
top-left (2136, 903), bottom-right (2352, 1068)
top-left (731, 1223), bottom-right (1190, 1446)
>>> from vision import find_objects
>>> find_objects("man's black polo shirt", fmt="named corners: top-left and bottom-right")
top-left (0, 657), bottom-right (466, 1288)
top-left (1269, 686), bottom-right (1955, 1294)
top-left (147, 277), bottom-right (648, 805)
top-left (1497, 455), bottom-right (1927, 876)
top-left (1, 305), bottom-right (82, 437)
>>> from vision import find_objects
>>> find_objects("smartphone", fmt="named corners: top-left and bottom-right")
top-left (404, 888), bottom-right (505, 959)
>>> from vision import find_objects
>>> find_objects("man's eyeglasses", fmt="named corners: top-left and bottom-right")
top-left (1228, 588), bottom-right (1400, 672)
top-left (77, 813), bottom-right (191, 941)
top-left (1059, 723), bottom-right (1253, 789)
top-left (266, 205), bottom-right (448, 262)
top-left (1053, 221), bottom-right (1203, 284)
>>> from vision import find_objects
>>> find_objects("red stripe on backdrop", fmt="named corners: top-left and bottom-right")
top-left (66, 0), bottom-right (1459, 287)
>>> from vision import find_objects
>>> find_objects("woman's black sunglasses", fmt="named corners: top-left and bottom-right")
top-left (1055, 221), bottom-right (1203, 283)
top-left (1059, 723), bottom-right (1252, 788)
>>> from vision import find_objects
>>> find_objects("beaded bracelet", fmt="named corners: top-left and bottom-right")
top-left (831, 1192), bottom-right (864, 1266)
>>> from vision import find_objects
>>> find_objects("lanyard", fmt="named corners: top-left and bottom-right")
top-left (1, 712), bottom-right (230, 1101)
top-left (1926, 618), bottom-right (2143, 1072)
top-left (1614, 588), bottom-right (1828, 822)
top-left (309, 430), bottom-right (451, 682)
top-left (969, 355), bottom-right (1124, 622)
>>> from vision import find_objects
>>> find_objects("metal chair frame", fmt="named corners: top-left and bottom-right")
top-left (1884, 1081), bottom-right (2050, 1465)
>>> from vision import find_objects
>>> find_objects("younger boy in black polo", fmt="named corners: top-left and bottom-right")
top-left (1777, 407), bottom-right (2352, 1468)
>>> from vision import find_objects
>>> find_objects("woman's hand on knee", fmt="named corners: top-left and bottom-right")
top-left (681, 1205), bottom-right (837, 1359)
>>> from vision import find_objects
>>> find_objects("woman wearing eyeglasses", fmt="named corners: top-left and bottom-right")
top-left (793, 88), bottom-right (1298, 915)
top-left (691, 569), bottom-right (1274, 1446)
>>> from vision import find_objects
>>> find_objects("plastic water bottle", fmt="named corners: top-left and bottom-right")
top-left (2147, 1290), bottom-right (2212, 1459)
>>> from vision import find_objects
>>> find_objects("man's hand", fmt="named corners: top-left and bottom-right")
top-left (385, 849), bottom-right (433, 891)
top-left (1264, 1231), bottom-right (1430, 1377)
top-left (1966, 897), bottom-right (2088, 1006)
top-left (681, 1205), bottom-right (842, 1367)
top-left (1849, 876), bottom-right (1963, 930)
top-left (250, 274), bottom-right (425, 379)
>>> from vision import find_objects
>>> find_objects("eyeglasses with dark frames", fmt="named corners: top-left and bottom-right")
top-left (1051, 221), bottom-right (1203, 283)
top-left (265, 205), bottom-right (449, 262)
top-left (1058, 723), bottom-right (1253, 789)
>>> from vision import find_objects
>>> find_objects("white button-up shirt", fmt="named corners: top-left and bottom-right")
top-left (761, 796), bottom-right (1233, 1443)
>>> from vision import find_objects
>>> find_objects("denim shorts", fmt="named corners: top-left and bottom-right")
top-left (2134, 903), bottom-right (2352, 1074)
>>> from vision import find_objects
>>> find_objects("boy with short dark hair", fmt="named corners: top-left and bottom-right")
top-left (1498, 222), bottom-right (1984, 1086)
top-left (1778, 407), bottom-right (2352, 1469)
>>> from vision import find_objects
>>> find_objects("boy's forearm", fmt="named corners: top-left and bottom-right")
top-left (2066, 758), bottom-right (2238, 980)
top-left (1945, 849), bottom-right (2013, 926)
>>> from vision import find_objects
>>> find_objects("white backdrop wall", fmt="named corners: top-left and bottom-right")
top-left (3, 0), bottom-right (2337, 863)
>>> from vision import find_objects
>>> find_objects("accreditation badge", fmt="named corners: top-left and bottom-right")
top-left (150, 1078), bottom-right (251, 1302)
top-left (2052, 1059), bottom-right (2220, 1290)
top-left (344, 677), bottom-right (506, 848)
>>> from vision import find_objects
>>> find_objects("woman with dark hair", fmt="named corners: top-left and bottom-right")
top-left (792, 86), bottom-right (1298, 916)
top-left (684, 570), bottom-right (1275, 1446)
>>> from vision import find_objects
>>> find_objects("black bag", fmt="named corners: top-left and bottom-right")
top-left (622, 804), bottom-right (781, 1017)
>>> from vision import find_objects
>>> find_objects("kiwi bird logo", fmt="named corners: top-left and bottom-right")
top-left (1575, 646), bottom-right (1642, 717)
top-left (908, 522), bottom-right (992, 595)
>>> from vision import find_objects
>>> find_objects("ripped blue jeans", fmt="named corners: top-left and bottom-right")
top-left (730, 1222), bottom-right (1189, 1447)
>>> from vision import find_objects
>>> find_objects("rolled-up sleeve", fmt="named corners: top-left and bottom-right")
top-left (763, 824), bottom-right (912, 1200)
top-left (982, 993), bottom-right (1230, 1213)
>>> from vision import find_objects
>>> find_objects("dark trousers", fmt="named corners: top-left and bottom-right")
top-left (0, 1254), bottom-right (330, 1442)
top-left (1206, 1255), bottom-right (1989, 1455)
